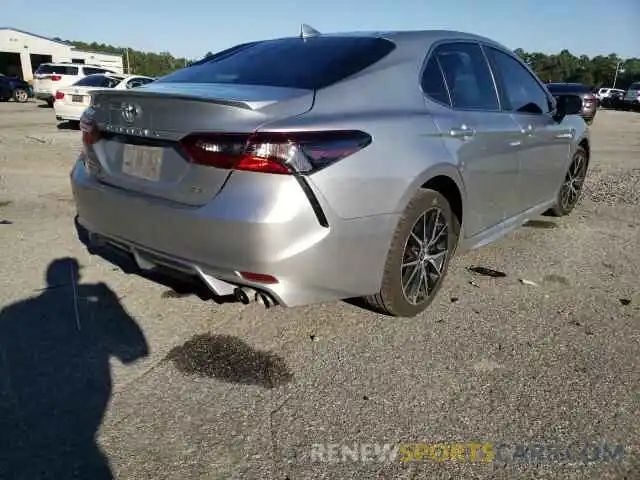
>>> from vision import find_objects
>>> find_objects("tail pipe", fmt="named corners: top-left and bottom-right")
top-left (233, 286), bottom-right (275, 309)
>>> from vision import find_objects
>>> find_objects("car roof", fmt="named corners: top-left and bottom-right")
top-left (266, 29), bottom-right (509, 51)
top-left (38, 62), bottom-right (115, 69)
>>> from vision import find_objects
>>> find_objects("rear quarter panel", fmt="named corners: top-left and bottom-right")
top-left (259, 45), bottom-right (461, 220)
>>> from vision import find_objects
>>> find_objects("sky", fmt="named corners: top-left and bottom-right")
top-left (4, 0), bottom-right (639, 60)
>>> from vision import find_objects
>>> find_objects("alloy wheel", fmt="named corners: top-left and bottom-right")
top-left (560, 151), bottom-right (588, 211)
top-left (401, 207), bottom-right (449, 305)
top-left (15, 89), bottom-right (28, 102)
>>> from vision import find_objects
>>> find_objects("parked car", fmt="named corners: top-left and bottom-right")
top-left (601, 89), bottom-right (625, 109)
top-left (71, 29), bottom-right (587, 317)
top-left (54, 74), bottom-right (155, 122)
top-left (0, 74), bottom-right (33, 102)
top-left (33, 63), bottom-right (117, 107)
top-left (546, 83), bottom-right (597, 124)
top-left (620, 82), bottom-right (640, 111)
top-left (596, 87), bottom-right (625, 103)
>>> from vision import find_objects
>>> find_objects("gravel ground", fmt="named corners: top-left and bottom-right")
top-left (0, 102), bottom-right (638, 480)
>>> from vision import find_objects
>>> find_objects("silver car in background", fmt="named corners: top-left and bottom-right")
top-left (71, 29), bottom-right (588, 317)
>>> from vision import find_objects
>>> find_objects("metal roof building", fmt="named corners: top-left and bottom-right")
top-left (0, 27), bottom-right (123, 81)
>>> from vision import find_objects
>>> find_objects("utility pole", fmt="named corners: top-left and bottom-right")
top-left (613, 61), bottom-right (625, 89)
top-left (125, 48), bottom-right (131, 74)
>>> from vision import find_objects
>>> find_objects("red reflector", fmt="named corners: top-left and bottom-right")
top-left (55, 91), bottom-right (64, 100)
top-left (80, 117), bottom-right (100, 145)
top-left (239, 272), bottom-right (279, 284)
top-left (179, 131), bottom-right (371, 175)
top-left (51, 75), bottom-right (62, 81)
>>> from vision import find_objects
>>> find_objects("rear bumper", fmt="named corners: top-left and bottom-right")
top-left (54, 101), bottom-right (85, 121)
top-left (71, 159), bottom-right (398, 307)
top-left (35, 91), bottom-right (53, 101)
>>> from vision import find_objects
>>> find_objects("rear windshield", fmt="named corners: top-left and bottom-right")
top-left (546, 83), bottom-right (590, 93)
top-left (73, 75), bottom-right (121, 88)
top-left (156, 36), bottom-right (396, 90)
top-left (36, 64), bottom-right (79, 76)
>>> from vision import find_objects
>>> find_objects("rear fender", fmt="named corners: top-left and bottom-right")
top-left (393, 163), bottom-right (466, 220)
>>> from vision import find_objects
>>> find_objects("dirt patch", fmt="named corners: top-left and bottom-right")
top-left (583, 169), bottom-right (640, 206)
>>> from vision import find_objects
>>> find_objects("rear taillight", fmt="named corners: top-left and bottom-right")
top-left (51, 75), bottom-right (62, 81)
top-left (179, 131), bottom-right (372, 175)
top-left (80, 109), bottom-right (100, 146)
top-left (55, 91), bottom-right (64, 100)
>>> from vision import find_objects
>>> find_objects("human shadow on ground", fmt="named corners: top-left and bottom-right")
top-left (0, 257), bottom-right (149, 480)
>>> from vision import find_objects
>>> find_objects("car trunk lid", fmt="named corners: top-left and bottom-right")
top-left (85, 83), bottom-right (314, 206)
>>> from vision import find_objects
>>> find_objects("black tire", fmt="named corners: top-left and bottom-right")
top-left (13, 88), bottom-right (29, 103)
top-left (546, 146), bottom-right (589, 217)
top-left (362, 189), bottom-right (459, 317)
top-left (46, 98), bottom-right (54, 107)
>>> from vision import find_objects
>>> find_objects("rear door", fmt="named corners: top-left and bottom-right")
top-left (427, 41), bottom-right (523, 237)
top-left (484, 46), bottom-right (572, 210)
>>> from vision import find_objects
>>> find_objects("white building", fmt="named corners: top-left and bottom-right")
top-left (0, 27), bottom-right (123, 82)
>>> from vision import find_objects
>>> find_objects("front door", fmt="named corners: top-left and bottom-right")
top-left (483, 45), bottom-right (573, 211)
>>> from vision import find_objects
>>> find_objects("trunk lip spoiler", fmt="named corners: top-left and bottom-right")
top-left (90, 84), bottom-right (313, 111)
top-left (91, 89), bottom-right (254, 110)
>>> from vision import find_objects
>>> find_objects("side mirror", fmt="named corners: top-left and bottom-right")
top-left (553, 94), bottom-right (583, 122)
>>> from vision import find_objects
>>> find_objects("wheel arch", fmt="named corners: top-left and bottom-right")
top-left (394, 164), bottom-right (466, 227)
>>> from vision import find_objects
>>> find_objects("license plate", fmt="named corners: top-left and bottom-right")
top-left (122, 144), bottom-right (163, 181)
top-left (72, 95), bottom-right (84, 103)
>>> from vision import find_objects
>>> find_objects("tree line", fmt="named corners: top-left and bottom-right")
top-left (58, 38), bottom-right (640, 89)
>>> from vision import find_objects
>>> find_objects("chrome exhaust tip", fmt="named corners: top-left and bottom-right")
top-left (233, 287), bottom-right (251, 305)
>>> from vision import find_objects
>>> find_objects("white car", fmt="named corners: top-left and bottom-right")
top-left (596, 87), bottom-right (625, 101)
top-left (33, 63), bottom-right (118, 107)
top-left (54, 74), bottom-right (155, 122)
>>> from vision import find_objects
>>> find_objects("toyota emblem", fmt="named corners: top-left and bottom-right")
top-left (121, 103), bottom-right (140, 124)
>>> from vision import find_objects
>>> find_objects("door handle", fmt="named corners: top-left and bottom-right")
top-left (450, 125), bottom-right (475, 138)
top-left (554, 130), bottom-right (574, 139)
top-left (520, 124), bottom-right (534, 135)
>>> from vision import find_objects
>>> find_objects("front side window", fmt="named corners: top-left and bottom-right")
top-left (433, 42), bottom-right (499, 111)
top-left (485, 47), bottom-right (551, 114)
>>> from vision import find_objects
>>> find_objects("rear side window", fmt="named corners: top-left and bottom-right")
top-left (83, 67), bottom-right (111, 76)
top-left (434, 42), bottom-right (499, 111)
top-left (73, 75), bottom-right (119, 88)
top-left (126, 77), bottom-right (154, 88)
top-left (421, 56), bottom-right (450, 105)
top-left (36, 64), bottom-right (79, 76)
top-left (156, 37), bottom-right (396, 90)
